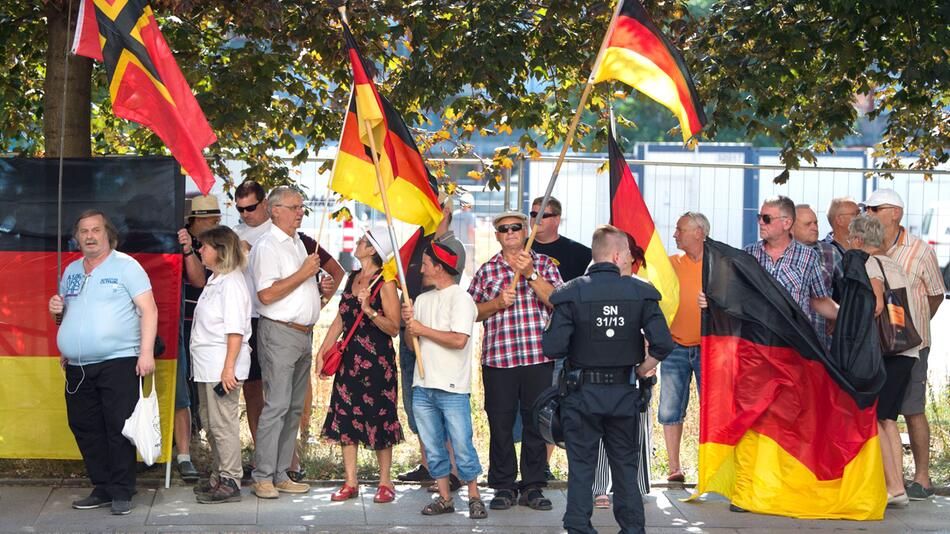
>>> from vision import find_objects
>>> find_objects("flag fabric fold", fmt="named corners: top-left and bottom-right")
top-left (331, 23), bottom-right (442, 235)
top-left (608, 133), bottom-right (679, 324)
top-left (592, 0), bottom-right (706, 142)
top-left (72, 0), bottom-right (217, 194)
top-left (695, 239), bottom-right (886, 520)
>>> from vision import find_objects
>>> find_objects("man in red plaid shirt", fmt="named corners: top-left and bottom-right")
top-left (468, 210), bottom-right (563, 512)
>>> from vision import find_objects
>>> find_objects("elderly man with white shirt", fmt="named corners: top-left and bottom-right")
top-left (248, 186), bottom-right (321, 499)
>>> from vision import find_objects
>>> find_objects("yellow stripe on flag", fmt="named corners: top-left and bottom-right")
top-left (641, 231), bottom-right (679, 325)
top-left (0, 356), bottom-right (176, 463)
top-left (354, 84), bottom-right (386, 155)
top-left (594, 47), bottom-right (696, 142)
top-left (692, 431), bottom-right (886, 520)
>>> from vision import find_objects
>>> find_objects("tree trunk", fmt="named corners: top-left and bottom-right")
top-left (43, 0), bottom-right (92, 158)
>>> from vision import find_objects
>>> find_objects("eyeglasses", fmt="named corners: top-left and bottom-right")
top-left (495, 223), bottom-right (524, 233)
top-left (529, 211), bottom-right (558, 219)
top-left (274, 203), bottom-right (304, 212)
top-left (757, 213), bottom-right (788, 224)
top-left (236, 201), bottom-right (261, 213)
top-left (862, 205), bottom-right (895, 213)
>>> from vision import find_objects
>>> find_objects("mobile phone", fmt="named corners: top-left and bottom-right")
top-left (213, 382), bottom-right (226, 397)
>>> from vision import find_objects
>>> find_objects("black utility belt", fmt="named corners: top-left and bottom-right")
top-left (576, 366), bottom-right (634, 385)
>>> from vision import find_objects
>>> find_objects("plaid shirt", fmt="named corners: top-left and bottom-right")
top-left (807, 240), bottom-right (843, 290)
top-left (745, 239), bottom-right (831, 347)
top-left (888, 228), bottom-right (946, 348)
top-left (468, 250), bottom-right (563, 368)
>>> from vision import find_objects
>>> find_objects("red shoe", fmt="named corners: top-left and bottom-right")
top-left (331, 484), bottom-right (358, 501)
top-left (373, 484), bottom-right (395, 503)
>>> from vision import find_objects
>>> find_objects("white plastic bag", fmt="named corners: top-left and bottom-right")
top-left (122, 376), bottom-right (162, 466)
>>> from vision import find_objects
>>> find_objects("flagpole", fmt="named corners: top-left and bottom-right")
top-left (317, 88), bottom-right (351, 247)
top-left (57, 0), bottom-right (75, 286)
top-left (339, 7), bottom-right (425, 378)
top-left (512, 0), bottom-right (624, 287)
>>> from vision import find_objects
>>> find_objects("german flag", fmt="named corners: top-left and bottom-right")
top-left (694, 239), bottom-right (886, 520)
top-left (592, 0), bottom-right (706, 143)
top-left (331, 23), bottom-right (443, 234)
top-left (608, 133), bottom-right (678, 324)
top-left (71, 0), bottom-right (217, 194)
top-left (0, 157), bottom-right (183, 463)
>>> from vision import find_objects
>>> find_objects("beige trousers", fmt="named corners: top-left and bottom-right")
top-left (197, 381), bottom-right (244, 485)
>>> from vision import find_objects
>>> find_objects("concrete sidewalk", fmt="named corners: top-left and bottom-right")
top-left (1, 483), bottom-right (947, 533)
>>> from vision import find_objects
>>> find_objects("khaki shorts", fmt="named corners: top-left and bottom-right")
top-left (899, 347), bottom-right (929, 416)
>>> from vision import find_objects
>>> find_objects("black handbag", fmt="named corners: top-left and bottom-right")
top-left (873, 257), bottom-right (922, 356)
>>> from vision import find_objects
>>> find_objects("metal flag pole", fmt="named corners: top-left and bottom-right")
top-left (57, 0), bottom-right (75, 285)
top-left (511, 0), bottom-right (623, 287)
top-left (339, 5), bottom-right (425, 378)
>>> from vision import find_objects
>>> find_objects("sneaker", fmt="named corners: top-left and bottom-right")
top-left (729, 504), bottom-right (748, 513)
top-left (251, 480), bottom-right (279, 499)
top-left (887, 493), bottom-right (910, 508)
top-left (194, 477), bottom-right (218, 495)
top-left (427, 473), bottom-right (462, 493)
top-left (906, 482), bottom-right (935, 501)
top-left (110, 500), bottom-right (133, 515)
top-left (275, 479), bottom-right (310, 493)
top-left (177, 460), bottom-right (199, 482)
top-left (197, 477), bottom-right (242, 504)
top-left (397, 464), bottom-right (433, 482)
top-left (71, 493), bottom-right (112, 510)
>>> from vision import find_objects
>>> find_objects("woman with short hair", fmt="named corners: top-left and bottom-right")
top-left (190, 226), bottom-right (252, 504)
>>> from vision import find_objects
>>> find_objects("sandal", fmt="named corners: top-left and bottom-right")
top-left (421, 495), bottom-right (455, 515)
top-left (518, 489), bottom-right (552, 511)
top-left (373, 484), bottom-right (396, 503)
top-left (468, 497), bottom-right (488, 519)
top-left (593, 494), bottom-right (611, 509)
top-left (667, 469), bottom-right (686, 483)
top-left (330, 484), bottom-right (359, 501)
top-left (489, 489), bottom-right (516, 510)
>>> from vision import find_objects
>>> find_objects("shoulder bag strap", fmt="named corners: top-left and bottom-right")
top-left (872, 256), bottom-right (893, 294)
top-left (339, 274), bottom-right (385, 348)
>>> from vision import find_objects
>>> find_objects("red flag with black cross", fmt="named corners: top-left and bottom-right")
top-left (71, 0), bottom-right (217, 194)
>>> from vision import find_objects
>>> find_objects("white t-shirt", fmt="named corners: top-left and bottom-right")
top-left (250, 224), bottom-right (320, 325)
top-left (234, 219), bottom-right (272, 318)
top-left (412, 284), bottom-right (478, 393)
top-left (190, 270), bottom-right (253, 382)
top-left (865, 254), bottom-right (920, 358)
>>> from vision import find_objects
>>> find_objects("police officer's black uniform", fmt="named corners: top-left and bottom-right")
top-left (542, 262), bottom-right (674, 534)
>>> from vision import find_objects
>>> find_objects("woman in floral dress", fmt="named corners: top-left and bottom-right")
top-left (317, 227), bottom-right (403, 503)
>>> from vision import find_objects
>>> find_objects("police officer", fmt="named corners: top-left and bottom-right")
top-left (543, 224), bottom-right (674, 534)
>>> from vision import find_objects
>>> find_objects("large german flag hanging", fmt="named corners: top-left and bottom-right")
top-left (331, 23), bottom-right (443, 234)
top-left (608, 132), bottom-right (678, 324)
top-left (592, 0), bottom-right (706, 142)
top-left (71, 0), bottom-right (217, 194)
top-left (694, 239), bottom-right (886, 520)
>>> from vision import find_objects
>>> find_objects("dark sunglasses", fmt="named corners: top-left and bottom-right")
top-left (529, 211), bottom-right (558, 219)
top-left (757, 213), bottom-right (788, 224)
top-left (236, 201), bottom-right (262, 213)
top-left (862, 205), bottom-right (894, 213)
top-left (496, 223), bottom-right (524, 233)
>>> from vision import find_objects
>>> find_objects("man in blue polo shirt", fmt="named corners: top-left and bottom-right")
top-left (49, 209), bottom-right (158, 516)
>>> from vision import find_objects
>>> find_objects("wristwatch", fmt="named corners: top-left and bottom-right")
top-left (527, 271), bottom-right (539, 282)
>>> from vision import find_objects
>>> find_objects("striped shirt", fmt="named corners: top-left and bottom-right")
top-left (887, 228), bottom-right (945, 348)
top-left (745, 239), bottom-right (831, 346)
top-left (468, 250), bottom-right (563, 368)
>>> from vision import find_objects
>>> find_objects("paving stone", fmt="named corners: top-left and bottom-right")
top-left (256, 484), bottom-right (365, 526)
top-left (0, 485), bottom-right (50, 530)
top-left (145, 486), bottom-right (257, 526)
top-left (33, 486), bottom-right (154, 530)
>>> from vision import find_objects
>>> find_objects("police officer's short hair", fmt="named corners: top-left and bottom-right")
top-left (531, 196), bottom-right (562, 216)
top-left (680, 211), bottom-right (710, 237)
top-left (763, 195), bottom-right (796, 223)
top-left (73, 209), bottom-right (119, 249)
top-left (591, 224), bottom-right (629, 262)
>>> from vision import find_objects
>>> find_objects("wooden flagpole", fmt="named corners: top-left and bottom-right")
top-left (511, 0), bottom-right (624, 286)
top-left (339, 5), bottom-right (425, 378)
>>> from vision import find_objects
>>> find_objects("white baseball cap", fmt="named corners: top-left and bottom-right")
top-left (861, 189), bottom-right (904, 209)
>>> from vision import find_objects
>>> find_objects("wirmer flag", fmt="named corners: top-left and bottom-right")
top-left (608, 132), bottom-right (679, 324)
top-left (331, 23), bottom-right (443, 235)
top-left (592, 0), bottom-right (706, 143)
top-left (695, 239), bottom-right (886, 520)
top-left (71, 0), bottom-right (217, 194)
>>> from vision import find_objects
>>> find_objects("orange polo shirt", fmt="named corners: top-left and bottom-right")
top-left (668, 253), bottom-right (702, 346)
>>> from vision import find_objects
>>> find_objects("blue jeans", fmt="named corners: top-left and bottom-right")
top-left (658, 343), bottom-right (700, 425)
top-left (398, 334), bottom-right (417, 433)
top-left (412, 387), bottom-right (483, 481)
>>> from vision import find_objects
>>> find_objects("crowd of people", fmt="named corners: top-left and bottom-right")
top-left (48, 182), bottom-right (943, 532)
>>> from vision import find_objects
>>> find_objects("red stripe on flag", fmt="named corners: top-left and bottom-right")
top-left (700, 334), bottom-right (878, 480)
top-left (609, 139), bottom-right (655, 247)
